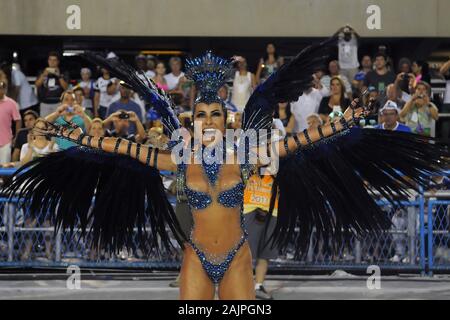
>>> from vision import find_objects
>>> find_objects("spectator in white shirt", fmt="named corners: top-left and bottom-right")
top-left (93, 68), bottom-right (119, 119)
top-left (291, 74), bottom-right (326, 132)
top-left (334, 25), bottom-right (360, 83)
top-left (231, 57), bottom-right (256, 112)
top-left (164, 57), bottom-right (185, 91)
top-left (78, 67), bottom-right (96, 116)
top-left (9, 63), bottom-right (39, 119)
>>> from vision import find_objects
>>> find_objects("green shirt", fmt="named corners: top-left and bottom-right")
top-left (404, 103), bottom-right (434, 136)
top-left (55, 115), bottom-right (85, 150)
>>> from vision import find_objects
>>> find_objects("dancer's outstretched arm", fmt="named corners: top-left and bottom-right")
top-left (278, 100), bottom-right (363, 158)
top-left (51, 127), bottom-right (177, 172)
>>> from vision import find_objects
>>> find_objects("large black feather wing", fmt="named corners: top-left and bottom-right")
top-left (242, 37), bottom-right (336, 132)
top-left (269, 128), bottom-right (449, 258)
top-left (83, 52), bottom-right (181, 137)
top-left (1, 147), bottom-right (186, 254)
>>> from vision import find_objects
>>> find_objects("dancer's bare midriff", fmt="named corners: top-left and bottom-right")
top-left (185, 163), bottom-right (245, 255)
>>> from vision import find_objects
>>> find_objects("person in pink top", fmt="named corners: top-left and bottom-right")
top-left (0, 80), bottom-right (22, 163)
top-left (152, 61), bottom-right (169, 91)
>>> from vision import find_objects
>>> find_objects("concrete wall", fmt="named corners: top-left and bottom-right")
top-left (1, 0), bottom-right (449, 37)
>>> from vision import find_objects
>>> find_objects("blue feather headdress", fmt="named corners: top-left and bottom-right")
top-left (185, 51), bottom-right (233, 105)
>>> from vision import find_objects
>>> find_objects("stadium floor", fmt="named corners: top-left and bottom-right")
top-left (1, 272), bottom-right (450, 299)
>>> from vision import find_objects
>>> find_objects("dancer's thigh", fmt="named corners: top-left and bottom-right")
top-left (179, 245), bottom-right (215, 300)
top-left (218, 242), bottom-right (255, 300)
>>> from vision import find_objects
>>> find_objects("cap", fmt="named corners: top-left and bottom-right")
top-left (380, 100), bottom-right (400, 114)
top-left (354, 71), bottom-right (365, 81)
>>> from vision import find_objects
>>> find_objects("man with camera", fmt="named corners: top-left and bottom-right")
top-left (35, 52), bottom-right (69, 118)
top-left (399, 81), bottom-right (439, 136)
top-left (106, 84), bottom-right (143, 135)
top-left (103, 110), bottom-right (146, 143)
top-left (334, 25), bottom-right (360, 84)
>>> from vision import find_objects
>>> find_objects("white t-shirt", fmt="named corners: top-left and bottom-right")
top-left (164, 72), bottom-right (185, 90)
top-left (291, 88), bottom-right (325, 132)
top-left (272, 118), bottom-right (286, 140)
top-left (145, 70), bottom-right (156, 79)
top-left (20, 142), bottom-right (59, 161)
top-left (232, 71), bottom-right (253, 112)
top-left (338, 34), bottom-right (359, 70)
top-left (95, 76), bottom-right (120, 108)
top-left (11, 67), bottom-right (38, 110)
top-left (79, 80), bottom-right (95, 109)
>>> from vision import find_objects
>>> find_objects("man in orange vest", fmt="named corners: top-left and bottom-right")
top-left (243, 174), bottom-right (279, 300)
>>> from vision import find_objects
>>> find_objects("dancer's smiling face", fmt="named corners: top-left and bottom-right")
top-left (193, 102), bottom-right (226, 145)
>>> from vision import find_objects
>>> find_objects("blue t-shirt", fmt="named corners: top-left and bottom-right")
top-left (55, 115), bottom-right (86, 150)
top-left (375, 122), bottom-right (412, 133)
top-left (107, 99), bottom-right (143, 135)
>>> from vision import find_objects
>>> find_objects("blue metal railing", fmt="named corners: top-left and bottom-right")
top-left (1, 168), bottom-right (449, 274)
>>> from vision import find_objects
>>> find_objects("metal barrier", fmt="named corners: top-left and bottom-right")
top-left (0, 168), bottom-right (449, 275)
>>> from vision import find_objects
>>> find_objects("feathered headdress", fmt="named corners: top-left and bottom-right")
top-left (185, 51), bottom-right (234, 105)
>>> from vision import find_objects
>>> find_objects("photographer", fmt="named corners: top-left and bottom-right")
top-left (45, 90), bottom-right (92, 150)
top-left (334, 25), bottom-right (360, 83)
top-left (394, 71), bottom-right (415, 97)
top-left (399, 81), bottom-right (439, 136)
top-left (35, 52), bottom-right (69, 117)
top-left (103, 110), bottom-right (146, 143)
top-left (106, 83), bottom-right (143, 135)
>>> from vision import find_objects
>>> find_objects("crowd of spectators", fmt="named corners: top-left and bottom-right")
top-left (0, 29), bottom-right (449, 171)
top-left (1, 28), bottom-right (450, 264)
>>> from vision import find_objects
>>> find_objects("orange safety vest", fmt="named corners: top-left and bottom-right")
top-left (243, 175), bottom-right (278, 216)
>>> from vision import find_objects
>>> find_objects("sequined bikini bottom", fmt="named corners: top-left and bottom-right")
top-left (189, 232), bottom-right (247, 284)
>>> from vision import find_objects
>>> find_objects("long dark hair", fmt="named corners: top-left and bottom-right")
top-left (263, 43), bottom-right (279, 63)
top-left (329, 76), bottom-right (347, 106)
top-left (414, 60), bottom-right (430, 83)
top-left (274, 102), bottom-right (292, 120)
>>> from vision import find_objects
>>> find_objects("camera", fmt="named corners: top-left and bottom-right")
top-left (118, 111), bottom-right (130, 120)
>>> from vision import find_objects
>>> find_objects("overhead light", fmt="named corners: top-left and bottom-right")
top-left (13, 52), bottom-right (18, 59)
top-left (63, 50), bottom-right (85, 57)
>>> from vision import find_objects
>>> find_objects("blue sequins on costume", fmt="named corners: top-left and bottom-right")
top-left (176, 147), bottom-right (253, 284)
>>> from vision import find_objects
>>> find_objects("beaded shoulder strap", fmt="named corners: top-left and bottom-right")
top-left (176, 163), bottom-right (187, 201)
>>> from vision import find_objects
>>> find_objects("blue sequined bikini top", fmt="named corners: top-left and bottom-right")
top-left (177, 162), bottom-right (245, 210)
top-left (176, 145), bottom-right (255, 211)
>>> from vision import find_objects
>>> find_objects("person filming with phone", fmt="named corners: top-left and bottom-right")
top-left (45, 90), bottom-right (92, 150)
top-left (399, 81), bottom-right (439, 136)
top-left (35, 51), bottom-right (69, 117)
